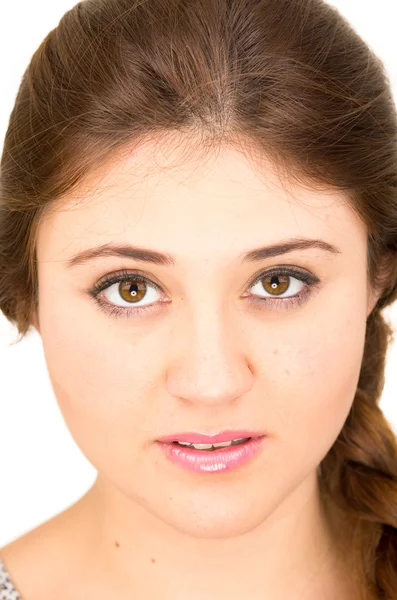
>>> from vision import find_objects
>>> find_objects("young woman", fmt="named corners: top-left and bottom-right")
top-left (1, 0), bottom-right (397, 598)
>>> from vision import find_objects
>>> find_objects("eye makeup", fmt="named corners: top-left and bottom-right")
top-left (86, 265), bottom-right (321, 320)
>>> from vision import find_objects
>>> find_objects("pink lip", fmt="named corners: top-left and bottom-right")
top-left (156, 435), bottom-right (267, 474)
top-left (157, 430), bottom-right (265, 444)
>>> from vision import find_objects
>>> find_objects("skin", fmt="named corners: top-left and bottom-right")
top-left (1, 135), bottom-right (380, 599)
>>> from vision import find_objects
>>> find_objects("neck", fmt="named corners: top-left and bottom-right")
top-left (61, 470), bottom-right (355, 599)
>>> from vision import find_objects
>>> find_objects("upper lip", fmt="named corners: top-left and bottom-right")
top-left (157, 430), bottom-right (266, 444)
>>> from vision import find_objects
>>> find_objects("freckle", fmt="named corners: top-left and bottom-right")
top-left (115, 541), bottom-right (120, 548)
top-left (151, 557), bottom-right (156, 564)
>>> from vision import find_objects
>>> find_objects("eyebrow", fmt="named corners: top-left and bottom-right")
top-left (65, 237), bottom-right (341, 269)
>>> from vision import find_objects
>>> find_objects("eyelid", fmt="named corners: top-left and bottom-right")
top-left (90, 268), bottom-right (164, 297)
top-left (247, 265), bottom-right (318, 289)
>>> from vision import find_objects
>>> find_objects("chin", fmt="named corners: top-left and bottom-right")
top-left (149, 492), bottom-right (270, 540)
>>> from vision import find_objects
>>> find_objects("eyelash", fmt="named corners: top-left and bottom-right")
top-left (87, 266), bottom-right (320, 320)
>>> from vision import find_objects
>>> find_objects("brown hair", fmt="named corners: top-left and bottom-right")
top-left (1, 0), bottom-right (397, 596)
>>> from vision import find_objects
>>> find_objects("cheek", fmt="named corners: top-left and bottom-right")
top-left (269, 301), bottom-right (367, 468)
top-left (38, 295), bottom-right (161, 452)
top-left (40, 326), bottom-right (163, 481)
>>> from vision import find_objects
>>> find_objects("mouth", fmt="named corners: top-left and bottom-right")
top-left (171, 436), bottom-right (253, 451)
top-left (156, 434), bottom-right (267, 474)
top-left (157, 430), bottom-right (266, 445)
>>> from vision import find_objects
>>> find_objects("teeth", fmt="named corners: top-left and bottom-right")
top-left (175, 437), bottom-right (250, 450)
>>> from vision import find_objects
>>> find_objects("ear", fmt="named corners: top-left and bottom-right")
top-left (31, 311), bottom-right (40, 334)
top-left (367, 286), bottom-right (381, 318)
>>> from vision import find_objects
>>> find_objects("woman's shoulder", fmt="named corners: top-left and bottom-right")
top-left (0, 557), bottom-right (21, 599)
top-left (0, 531), bottom-right (40, 600)
top-left (0, 509), bottom-right (84, 600)
top-left (0, 523), bottom-right (59, 600)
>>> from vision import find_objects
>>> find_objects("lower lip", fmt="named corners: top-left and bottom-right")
top-left (156, 436), bottom-right (266, 474)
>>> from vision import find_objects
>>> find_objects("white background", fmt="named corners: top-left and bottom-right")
top-left (0, 0), bottom-right (396, 547)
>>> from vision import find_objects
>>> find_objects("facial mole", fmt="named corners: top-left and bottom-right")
top-left (115, 541), bottom-right (120, 548)
top-left (151, 557), bottom-right (156, 564)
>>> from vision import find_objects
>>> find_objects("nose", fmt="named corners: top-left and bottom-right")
top-left (165, 306), bottom-right (255, 407)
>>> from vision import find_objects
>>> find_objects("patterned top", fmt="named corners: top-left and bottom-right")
top-left (0, 561), bottom-right (21, 600)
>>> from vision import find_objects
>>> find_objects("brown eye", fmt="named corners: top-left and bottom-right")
top-left (262, 274), bottom-right (290, 296)
top-left (100, 275), bottom-right (162, 309)
top-left (119, 279), bottom-right (148, 303)
top-left (249, 271), bottom-right (306, 300)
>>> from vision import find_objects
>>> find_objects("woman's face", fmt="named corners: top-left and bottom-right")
top-left (34, 138), bottom-right (379, 538)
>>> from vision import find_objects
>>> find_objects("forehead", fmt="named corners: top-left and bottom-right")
top-left (36, 138), bottom-right (366, 266)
